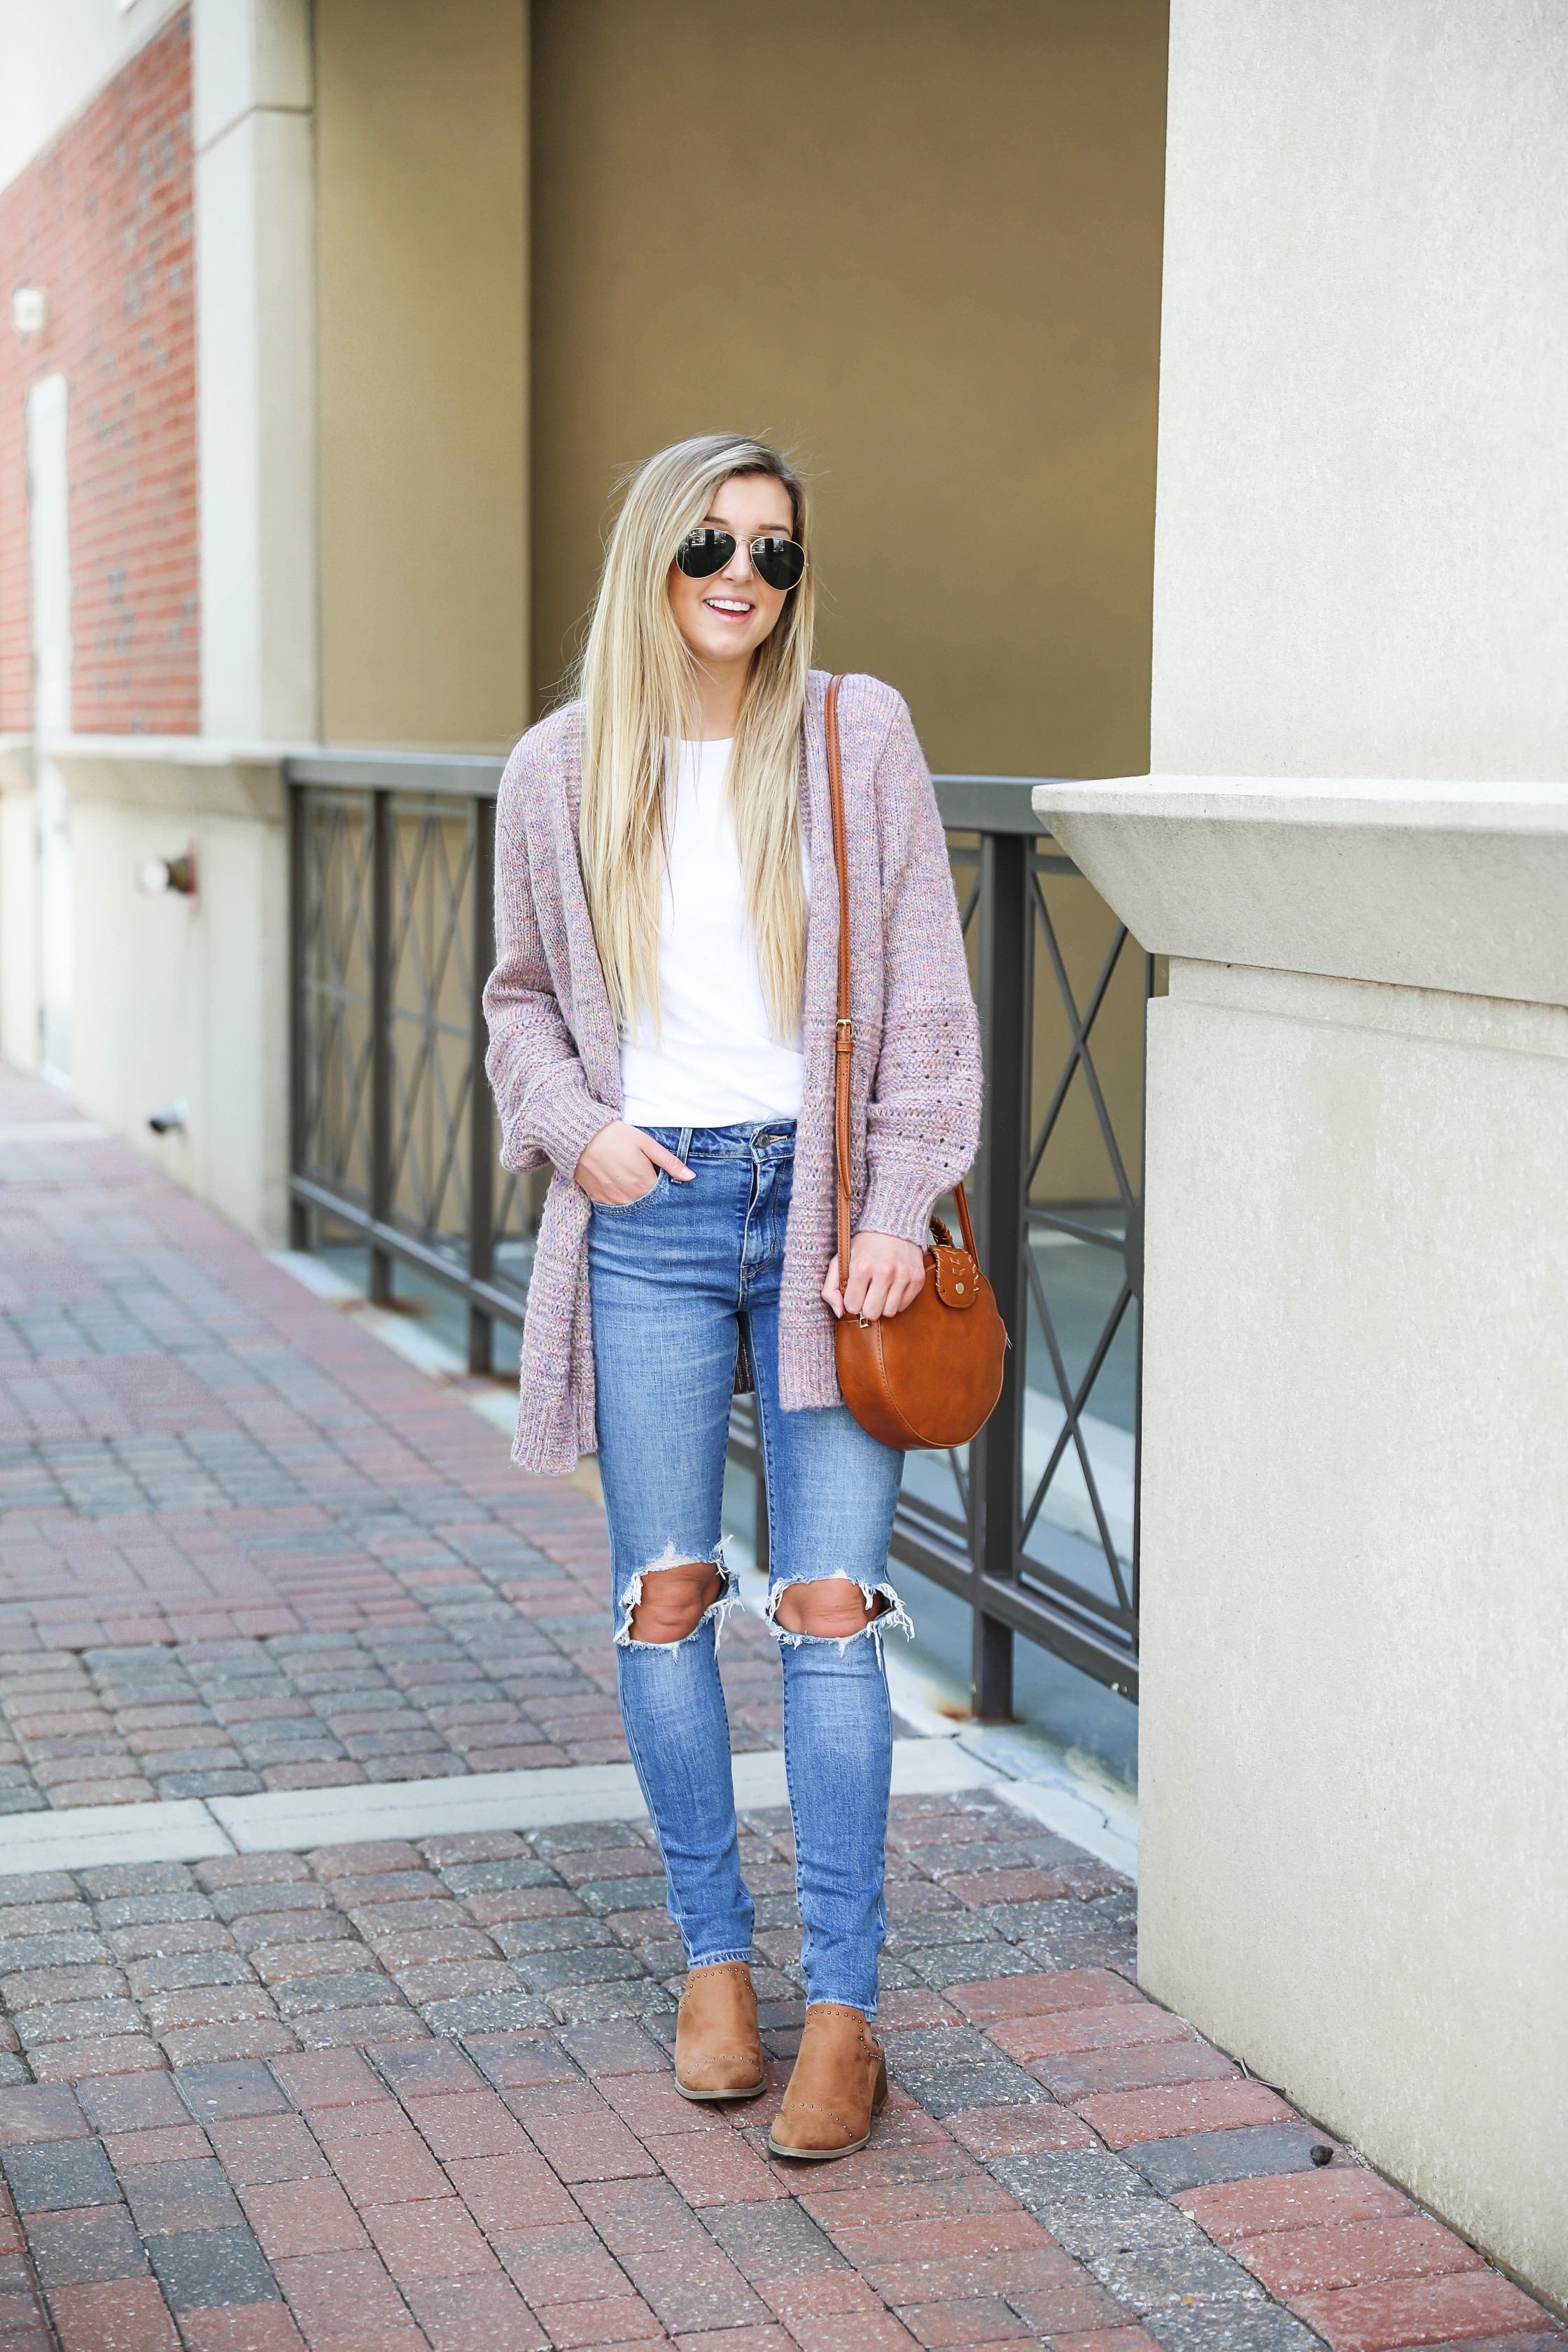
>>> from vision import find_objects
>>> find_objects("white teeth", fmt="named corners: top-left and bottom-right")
top-left (706, 598), bottom-right (750, 612)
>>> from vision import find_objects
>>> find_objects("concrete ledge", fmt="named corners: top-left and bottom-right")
top-left (49, 735), bottom-right (298, 821)
top-left (1032, 774), bottom-right (1568, 1009)
top-left (0, 1800), bottom-right (234, 1873)
top-left (0, 736), bottom-right (35, 794)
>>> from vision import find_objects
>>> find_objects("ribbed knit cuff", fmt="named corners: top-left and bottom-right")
top-left (523, 1068), bottom-right (617, 1183)
top-left (855, 1164), bottom-right (944, 1250)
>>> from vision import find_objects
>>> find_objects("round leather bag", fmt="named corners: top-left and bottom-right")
top-left (834, 1205), bottom-right (1007, 1452)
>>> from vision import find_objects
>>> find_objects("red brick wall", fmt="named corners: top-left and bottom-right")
top-left (0, 10), bottom-right (197, 736)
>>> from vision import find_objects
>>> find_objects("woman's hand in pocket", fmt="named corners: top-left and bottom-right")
top-left (575, 1121), bottom-right (693, 1207)
top-left (822, 1230), bottom-right (926, 1321)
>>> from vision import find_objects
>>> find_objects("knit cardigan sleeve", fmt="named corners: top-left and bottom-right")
top-left (482, 732), bottom-right (617, 1182)
top-left (857, 692), bottom-right (984, 1245)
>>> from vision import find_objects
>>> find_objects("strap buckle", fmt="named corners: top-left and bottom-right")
top-left (836, 1016), bottom-right (854, 1041)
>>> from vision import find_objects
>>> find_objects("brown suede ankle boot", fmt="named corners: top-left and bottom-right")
top-left (767, 2001), bottom-right (888, 2160)
top-left (673, 1961), bottom-right (765, 2101)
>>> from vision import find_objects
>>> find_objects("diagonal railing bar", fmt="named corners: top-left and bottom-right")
top-left (1028, 881), bottom-right (1134, 1206)
top-left (390, 1051), bottom-right (472, 1237)
top-left (386, 805), bottom-right (471, 1054)
top-left (1023, 916), bottom-right (1127, 1198)
top-left (388, 892), bottom-right (472, 1217)
top-left (898, 1488), bottom-right (969, 1549)
top-left (314, 796), bottom-right (374, 1003)
top-left (304, 804), bottom-right (376, 1191)
top-left (385, 810), bottom-right (476, 1229)
top-left (1019, 1245), bottom-right (1133, 1533)
top-left (1028, 1209), bottom-right (1128, 1250)
top-left (1015, 1549), bottom-right (1136, 1636)
top-left (1018, 1249), bottom-right (1134, 1615)
top-left (395, 1037), bottom-right (473, 1236)
top-left (407, 806), bottom-right (474, 1028)
top-left (491, 1165), bottom-right (533, 1275)
top-left (955, 869), bottom-right (982, 935)
top-left (408, 816), bottom-right (479, 1233)
top-left (387, 806), bottom-right (472, 1046)
top-left (316, 821), bottom-right (376, 1174)
top-left (1063, 1413), bottom-right (1130, 1618)
top-left (1033, 882), bottom-right (1134, 1212)
top-left (306, 800), bottom-right (358, 983)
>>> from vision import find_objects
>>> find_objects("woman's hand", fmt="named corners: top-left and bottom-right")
top-left (821, 1231), bottom-right (927, 1322)
top-left (575, 1121), bottom-right (694, 1207)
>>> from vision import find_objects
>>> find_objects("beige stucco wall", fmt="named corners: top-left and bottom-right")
top-left (53, 756), bottom-right (290, 1245)
top-left (531, 0), bottom-right (1167, 782)
top-left (1140, 957), bottom-right (1568, 2304)
top-left (1152, 0), bottom-right (1568, 782)
top-left (0, 769), bottom-right (38, 1069)
top-left (1045, 0), bottom-right (1568, 2306)
top-left (315, 0), bottom-right (528, 748)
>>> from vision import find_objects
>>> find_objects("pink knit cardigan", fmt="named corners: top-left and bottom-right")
top-left (482, 669), bottom-right (983, 1475)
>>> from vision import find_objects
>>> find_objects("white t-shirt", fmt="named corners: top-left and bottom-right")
top-left (620, 738), bottom-right (811, 1128)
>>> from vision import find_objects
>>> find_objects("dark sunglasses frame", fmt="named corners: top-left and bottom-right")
top-left (674, 528), bottom-right (806, 593)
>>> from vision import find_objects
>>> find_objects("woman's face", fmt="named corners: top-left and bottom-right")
top-left (667, 472), bottom-right (797, 675)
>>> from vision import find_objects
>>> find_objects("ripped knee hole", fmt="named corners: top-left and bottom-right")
top-left (626, 1560), bottom-right (724, 1644)
top-left (770, 1576), bottom-right (894, 1640)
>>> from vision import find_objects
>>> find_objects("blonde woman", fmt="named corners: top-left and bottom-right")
top-left (484, 435), bottom-right (981, 2159)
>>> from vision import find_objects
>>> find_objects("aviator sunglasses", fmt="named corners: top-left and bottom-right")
top-left (675, 528), bottom-right (806, 593)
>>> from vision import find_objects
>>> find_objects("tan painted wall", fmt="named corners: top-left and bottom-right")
top-left (530, 0), bottom-right (1167, 780)
top-left (316, 0), bottom-right (528, 749)
top-left (51, 756), bottom-right (291, 1247)
top-left (310, 0), bottom-right (1161, 1205)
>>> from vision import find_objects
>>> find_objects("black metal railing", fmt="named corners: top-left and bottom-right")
top-left (287, 752), bottom-right (1149, 1709)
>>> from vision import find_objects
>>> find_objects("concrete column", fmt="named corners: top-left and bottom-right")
top-left (1036, 0), bottom-right (1568, 2309)
top-left (193, 0), bottom-right (318, 741)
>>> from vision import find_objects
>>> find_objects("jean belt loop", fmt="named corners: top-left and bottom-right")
top-left (679, 1124), bottom-right (693, 1164)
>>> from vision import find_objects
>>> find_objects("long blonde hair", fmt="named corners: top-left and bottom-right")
top-left (575, 434), bottom-right (814, 1044)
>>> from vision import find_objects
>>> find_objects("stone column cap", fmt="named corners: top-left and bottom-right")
top-left (46, 736), bottom-right (301, 820)
top-left (1032, 774), bottom-right (1568, 1009)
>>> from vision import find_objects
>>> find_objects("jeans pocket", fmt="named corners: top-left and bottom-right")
top-left (592, 1169), bottom-right (669, 1216)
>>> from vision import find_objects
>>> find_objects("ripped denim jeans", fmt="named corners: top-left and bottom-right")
top-left (587, 1119), bottom-right (908, 2016)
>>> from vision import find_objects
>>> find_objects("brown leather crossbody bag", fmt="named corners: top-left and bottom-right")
top-left (824, 676), bottom-right (1009, 1450)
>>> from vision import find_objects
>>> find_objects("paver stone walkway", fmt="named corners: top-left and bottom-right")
top-left (0, 1065), bottom-right (1559, 2352)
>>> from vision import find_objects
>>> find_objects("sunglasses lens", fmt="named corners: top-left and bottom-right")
top-left (676, 530), bottom-right (734, 579)
top-left (751, 538), bottom-right (805, 592)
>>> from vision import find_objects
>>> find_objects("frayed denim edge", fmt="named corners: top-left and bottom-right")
top-left (762, 1578), bottom-right (914, 1655)
top-left (614, 1540), bottom-right (742, 1653)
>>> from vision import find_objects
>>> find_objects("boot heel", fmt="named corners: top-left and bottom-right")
top-left (872, 2053), bottom-right (888, 2113)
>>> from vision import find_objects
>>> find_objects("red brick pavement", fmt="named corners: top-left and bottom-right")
top-left (0, 1069), bottom-right (1561, 2351)
top-left (0, 1887), bottom-right (1556, 2352)
top-left (0, 1065), bottom-right (784, 1811)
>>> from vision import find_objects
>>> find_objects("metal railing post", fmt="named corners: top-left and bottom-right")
top-left (468, 796), bottom-right (497, 1375)
top-left (369, 790), bottom-right (393, 1306)
top-left (969, 828), bottom-right (1031, 1718)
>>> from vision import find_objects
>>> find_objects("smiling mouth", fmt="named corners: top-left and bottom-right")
top-left (704, 597), bottom-right (754, 620)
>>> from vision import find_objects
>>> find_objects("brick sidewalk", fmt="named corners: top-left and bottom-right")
top-left (0, 1068), bottom-right (1560, 2352)
top-left (0, 1064), bottom-right (783, 1812)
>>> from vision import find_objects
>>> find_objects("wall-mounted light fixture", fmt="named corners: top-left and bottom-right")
top-left (148, 1100), bottom-right (187, 1136)
top-left (12, 288), bottom-right (48, 336)
top-left (136, 847), bottom-right (197, 899)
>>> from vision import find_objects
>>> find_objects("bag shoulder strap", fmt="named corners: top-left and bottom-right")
top-left (825, 677), bottom-right (855, 1282)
